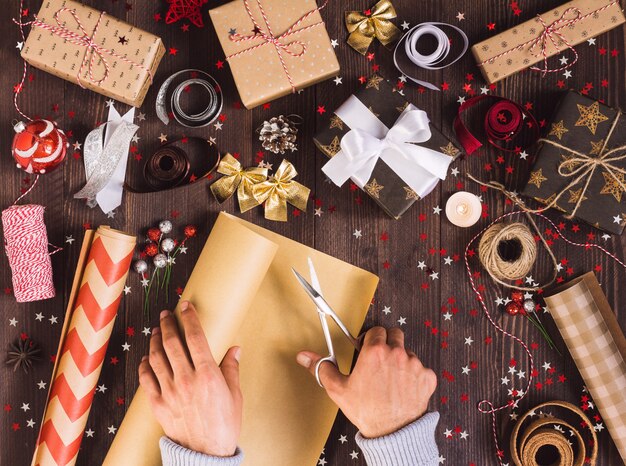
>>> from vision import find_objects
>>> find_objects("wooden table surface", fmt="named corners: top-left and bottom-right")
top-left (2, 0), bottom-right (626, 465)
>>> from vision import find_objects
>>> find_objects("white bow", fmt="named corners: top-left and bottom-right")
top-left (322, 98), bottom-right (453, 198)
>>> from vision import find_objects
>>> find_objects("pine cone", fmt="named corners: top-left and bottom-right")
top-left (6, 338), bottom-right (41, 373)
top-left (259, 115), bottom-right (298, 155)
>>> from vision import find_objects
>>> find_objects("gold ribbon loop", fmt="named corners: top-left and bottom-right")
top-left (252, 159), bottom-right (310, 221)
top-left (210, 153), bottom-right (269, 213)
top-left (345, 0), bottom-right (401, 55)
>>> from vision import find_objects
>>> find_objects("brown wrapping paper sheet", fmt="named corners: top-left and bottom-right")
top-left (104, 213), bottom-right (379, 466)
top-left (471, 0), bottom-right (625, 84)
top-left (22, 0), bottom-right (164, 107)
top-left (544, 273), bottom-right (626, 464)
top-left (209, 0), bottom-right (340, 109)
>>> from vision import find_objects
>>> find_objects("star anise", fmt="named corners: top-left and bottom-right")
top-left (6, 338), bottom-right (41, 373)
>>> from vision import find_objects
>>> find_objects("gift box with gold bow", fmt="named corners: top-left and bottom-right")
top-left (472, 0), bottom-right (625, 85)
top-left (209, 0), bottom-right (340, 109)
top-left (522, 91), bottom-right (626, 235)
top-left (20, 0), bottom-right (164, 107)
top-left (313, 74), bottom-right (462, 219)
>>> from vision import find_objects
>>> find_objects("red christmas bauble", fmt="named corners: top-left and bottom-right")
top-left (184, 225), bottom-right (197, 238)
top-left (12, 120), bottom-right (68, 174)
top-left (505, 301), bottom-right (523, 316)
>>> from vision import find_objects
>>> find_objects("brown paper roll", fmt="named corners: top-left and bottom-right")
top-left (104, 213), bottom-right (379, 466)
top-left (510, 401), bottom-right (598, 466)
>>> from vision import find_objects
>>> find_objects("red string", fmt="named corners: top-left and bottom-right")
top-left (165, 0), bottom-right (208, 28)
top-left (465, 210), bottom-right (626, 465)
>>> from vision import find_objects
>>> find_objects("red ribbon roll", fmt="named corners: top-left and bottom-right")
top-left (454, 96), bottom-right (539, 155)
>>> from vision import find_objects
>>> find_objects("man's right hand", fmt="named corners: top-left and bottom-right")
top-left (296, 327), bottom-right (437, 439)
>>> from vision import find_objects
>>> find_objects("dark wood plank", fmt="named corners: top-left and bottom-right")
top-left (1, 0), bottom-right (625, 465)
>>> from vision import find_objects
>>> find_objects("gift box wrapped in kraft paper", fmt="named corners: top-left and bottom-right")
top-left (31, 227), bottom-right (135, 466)
top-left (544, 272), bottom-right (626, 464)
top-left (472, 0), bottom-right (625, 85)
top-left (314, 74), bottom-right (462, 219)
top-left (209, 0), bottom-right (340, 109)
top-left (21, 0), bottom-right (164, 107)
top-left (522, 91), bottom-right (626, 235)
top-left (104, 212), bottom-right (379, 466)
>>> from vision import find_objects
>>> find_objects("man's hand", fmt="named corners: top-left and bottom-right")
top-left (296, 326), bottom-right (437, 439)
top-left (138, 301), bottom-right (242, 457)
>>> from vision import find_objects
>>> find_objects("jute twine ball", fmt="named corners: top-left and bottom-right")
top-left (478, 222), bottom-right (537, 283)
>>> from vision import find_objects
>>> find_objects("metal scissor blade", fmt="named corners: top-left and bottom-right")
top-left (306, 258), bottom-right (336, 360)
top-left (292, 268), bottom-right (361, 351)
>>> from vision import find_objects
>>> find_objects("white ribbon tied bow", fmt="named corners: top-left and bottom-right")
top-left (322, 103), bottom-right (453, 198)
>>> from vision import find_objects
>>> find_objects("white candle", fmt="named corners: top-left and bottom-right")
top-left (445, 191), bottom-right (482, 228)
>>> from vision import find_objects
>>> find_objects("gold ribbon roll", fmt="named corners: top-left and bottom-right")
top-left (345, 0), bottom-right (401, 55)
top-left (210, 153), bottom-right (268, 212)
top-left (510, 401), bottom-right (598, 466)
top-left (252, 159), bottom-right (310, 221)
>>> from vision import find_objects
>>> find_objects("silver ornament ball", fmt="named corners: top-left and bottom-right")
top-left (159, 220), bottom-right (173, 234)
top-left (134, 260), bottom-right (148, 274)
top-left (153, 253), bottom-right (168, 268)
top-left (523, 299), bottom-right (535, 313)
top-left (161, 238), bottom-right (175, 253)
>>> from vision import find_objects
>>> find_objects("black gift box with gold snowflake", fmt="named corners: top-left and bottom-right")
top-left (313, 74), bottom-right (462, 219)
top-left (523, 91), bottom-right (626, 235)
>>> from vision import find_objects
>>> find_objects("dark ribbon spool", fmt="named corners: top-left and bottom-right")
top-left (125, 138), bottom-right (220, 194)
top-left (454, 95), bottom-right (539, 155)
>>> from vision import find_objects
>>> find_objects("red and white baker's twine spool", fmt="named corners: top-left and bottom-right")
top-left (2, 203), bottom-right (61, 303)
top-left (478, 1), bottom-right (620, 76)
top-left (465, 210), bottom-right (626, 465)
top-left (13, 0), bottom-right (153, 119)
top-left (226, 0), bottom-right (328, 91)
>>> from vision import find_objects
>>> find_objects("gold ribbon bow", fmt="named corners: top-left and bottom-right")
top-left (252, 159), bottom-right (310, 222)
top-left (345, 0), bottom-right (401, 55)
top-left (210, 153), bottom-right (269, 213)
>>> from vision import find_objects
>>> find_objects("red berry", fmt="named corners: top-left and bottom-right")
top-left (144, 243), bottom-right (158, 257)
top-left (184, 225), bottom-right (197, 238)
top-left (510, 291), bottom-right (524, 303)
top-left (147, 228), bottom-right (161, 242)
top-left (505, 301), bottom-right (523, 316)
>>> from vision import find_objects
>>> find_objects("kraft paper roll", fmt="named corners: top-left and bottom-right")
top-left (32, 227), bottom-right (136, 466)
top-left (104, 213), bottom-right (379, 466)
top-left (510, 401), bottom-right (598, 466)
top-left (544, 273), bottom-right (626, 464)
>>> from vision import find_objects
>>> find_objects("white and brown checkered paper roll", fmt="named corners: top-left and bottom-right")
top-left (545, 272), bottom-right (626, 464)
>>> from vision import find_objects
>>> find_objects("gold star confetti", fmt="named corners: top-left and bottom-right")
top-left (158, 133), bottom-right (168, 143)
top-left (440, 142), bottom-right (460, 157)
top-left (403, 187), bottom-right (419, 200)
top-left (321, 136), bottom-right (341, 156)
top-left (329, 115), bottom-right (344, 130)
top-left (365, 179), bottom-right (384, 198)
top-left (567, 188), bottom-right (588, 204)
top-left (590, 140), bottom-right (605, 155)
top-left (528, 169), bottom-right (548, 188)
top-left (548, 120), bottom-right (569, 140)
top-left (575, 101), bottom-right (609, 135)
top-left (599, 171), bottom-right (626, 202)
top-left (366, 75), bottom-right (384, 90)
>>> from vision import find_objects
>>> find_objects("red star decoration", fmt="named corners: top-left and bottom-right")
top-left (169, 47), bottom-right (179, 55)
top-left (216, 60), bottom-right (224, 69)
top-left (110, 356), bottom-right (119, 365)
top-left (487, 22), bottom-right (496, 30)
top-left (317, 106), bottom-right (326, 115)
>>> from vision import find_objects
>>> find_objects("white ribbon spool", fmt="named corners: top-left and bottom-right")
top-left (393, 22), bottom-right (469, 91)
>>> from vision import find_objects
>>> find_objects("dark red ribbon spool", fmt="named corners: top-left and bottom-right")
top-left (454, 96), bottom-right (539, 155)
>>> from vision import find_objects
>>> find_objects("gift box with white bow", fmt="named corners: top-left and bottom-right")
top-left (313, 74), bottom-right (463, 219)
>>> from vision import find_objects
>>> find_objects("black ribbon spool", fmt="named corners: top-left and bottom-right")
top-left (125, 138), bottom-right (220, 194)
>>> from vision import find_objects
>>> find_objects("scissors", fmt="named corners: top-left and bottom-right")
top-left (292, 258), bottom-right (362, 388)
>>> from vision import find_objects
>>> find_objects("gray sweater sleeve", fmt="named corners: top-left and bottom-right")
top-left (160, 438), bottom-right (244, 466)
top-left (160, 411), bottom-right (440, 466)
top-left (355, 412), bottom-right (440, 466)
